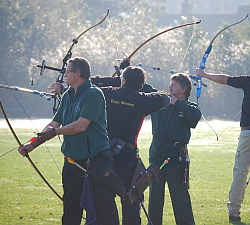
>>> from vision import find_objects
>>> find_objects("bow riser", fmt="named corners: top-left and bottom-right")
top-left (199, 44), bottom-right (212, 69)
top-left (197, 14), bottom-right (249, 99)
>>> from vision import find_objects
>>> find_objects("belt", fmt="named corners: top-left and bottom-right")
top-left (109, 138), bottom-right (137, 151)
top-left (126, 142), bottom-right (137, 151)
top-left (241, 126), bottom-right (250, 131)
top-left (153, 137), bottom-right (186, 147)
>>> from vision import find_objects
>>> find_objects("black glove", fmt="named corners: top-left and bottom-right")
top-left (119, 59), bottom-right (130, 70)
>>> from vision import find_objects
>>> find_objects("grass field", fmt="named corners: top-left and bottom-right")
top-left (0, 119), bottom-right (249, 224)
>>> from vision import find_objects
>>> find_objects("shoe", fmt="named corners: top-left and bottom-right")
top-left (229, 215), bottom-right (241, 221)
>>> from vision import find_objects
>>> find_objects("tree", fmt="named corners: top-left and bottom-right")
top-left (0, 0), bottom-right (249, 118)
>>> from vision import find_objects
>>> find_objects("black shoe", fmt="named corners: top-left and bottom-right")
top-left (229, 215), bottom-right (241, 221)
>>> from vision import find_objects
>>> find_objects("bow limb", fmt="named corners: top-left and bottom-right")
top-left (52, 9), bottom-right (110, 115)
top-left (209, 14), bottom-right (249, 48)
top-left (60, 8), bottom-right (110, 76)
top-left (65, 9), bottom-right (109, 57)
top-left (37, 9), bottom-right (110, 83)
top-left (0, 101), bottom-right (62, 201)
top-left (112, 20), bottom-right (201, 77)
top-left (196, 14), bottom-right (249, 140)
top-left (199, 14), bottom-right (249, 70)
top-left (201, 114), bottom-right (219, 141)
top-left (197, 14), bottom-right (249, 99)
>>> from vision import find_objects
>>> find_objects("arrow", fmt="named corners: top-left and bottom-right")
top-left (65, 156), bottom-right (87, 173)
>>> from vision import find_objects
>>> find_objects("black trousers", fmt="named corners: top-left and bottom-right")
top-left (114, 147), bottom-right (141, 225)
top-left (61, 159), bottom-right (86, 225)
top-left (91, 145), bottom-right (141, 225)
top-left (115, 160), bottom-right (141, 225)
top-left (62, 155), bottom-right (122, 225)
top-left (148, 158), bottom-right (195, 225)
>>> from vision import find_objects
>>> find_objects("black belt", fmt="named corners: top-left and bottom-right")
top-left (109, 138), bottom-right (137, 151)
top-left (241, 126), bottom-right (250, 131)
top-left (126, 142), bottom-right (137, 150)
top-left (153, 137), bottom-right (186, 147)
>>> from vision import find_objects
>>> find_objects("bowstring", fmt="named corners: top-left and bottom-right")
top-left (108, 11), bottom-right (120, 61)
top-left (0, 72), bottom-right (61, 173)
top-left (178, 23), bottom-right (198, 73)
top-left (217, 110), bottom-right (241, 140)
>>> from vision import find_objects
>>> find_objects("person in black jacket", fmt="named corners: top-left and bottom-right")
top-left (101, 66), bottom-right (170, 225)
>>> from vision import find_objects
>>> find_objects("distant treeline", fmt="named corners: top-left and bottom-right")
top-left (0, 0), bottom-right (249, 119)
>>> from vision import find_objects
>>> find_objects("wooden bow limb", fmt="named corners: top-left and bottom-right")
top-left (112, 20), bottom-right (201, 77)
top-left (0, 101), bottom-right (63, 201)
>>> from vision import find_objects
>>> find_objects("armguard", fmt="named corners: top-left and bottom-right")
top-left (30, 137), bottom-right (46, 149)
top-left (31, 128), bottom-right (56, 148)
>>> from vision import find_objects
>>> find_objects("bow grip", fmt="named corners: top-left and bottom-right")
top-left (196, 76), bottom-right (202, 98)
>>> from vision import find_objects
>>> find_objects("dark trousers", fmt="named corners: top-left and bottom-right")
top-left (62, 159), bottom-right (86, 225)
top-left (91, 161), bottom-right (141, 225)
top-left (89, 145), bottom-right (141, 225)
top-left (148, 158), bottom-right (195, 225)
top-left (91, 178), bottom-right (120, 225)
top-left (114, 158), bottom-right (141, 225)
top-left (62, 157), bottom-right (120, 225)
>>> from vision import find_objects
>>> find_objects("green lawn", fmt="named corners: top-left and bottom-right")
top-left (0, 119), bottom-right (249, 224)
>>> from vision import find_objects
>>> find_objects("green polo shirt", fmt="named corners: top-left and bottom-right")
top-left (149, 99), bottom-right (202, 160)
top-left (53, 79), bottom-right (109, 160)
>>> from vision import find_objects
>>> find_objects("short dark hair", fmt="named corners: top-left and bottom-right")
top-left (122, 66), bottom-right (146, 90)
top-left (171, 73), bottom-right (192, 97)
top-left (67, 57), bottom-right (91, 79)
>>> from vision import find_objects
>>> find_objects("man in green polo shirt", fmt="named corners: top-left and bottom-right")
top-left (18, 57), bottom-right (117, 225)
top-left (148, 73), bottom-right (202, 225)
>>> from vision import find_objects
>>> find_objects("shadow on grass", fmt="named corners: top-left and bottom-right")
top-left (229, 221), bottom-right (250, 225)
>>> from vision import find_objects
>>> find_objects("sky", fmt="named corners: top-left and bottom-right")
top-left (164, 0), bottom-right (250, 14)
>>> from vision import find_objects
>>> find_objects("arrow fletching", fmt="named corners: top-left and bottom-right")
top-left (160, 158), bottom-right (170, 169)
top-left (65, 156), bottom-right (75, 164)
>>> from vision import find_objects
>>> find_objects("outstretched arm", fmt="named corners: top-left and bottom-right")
top-left (195, 68), bottom-right (229, 85)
